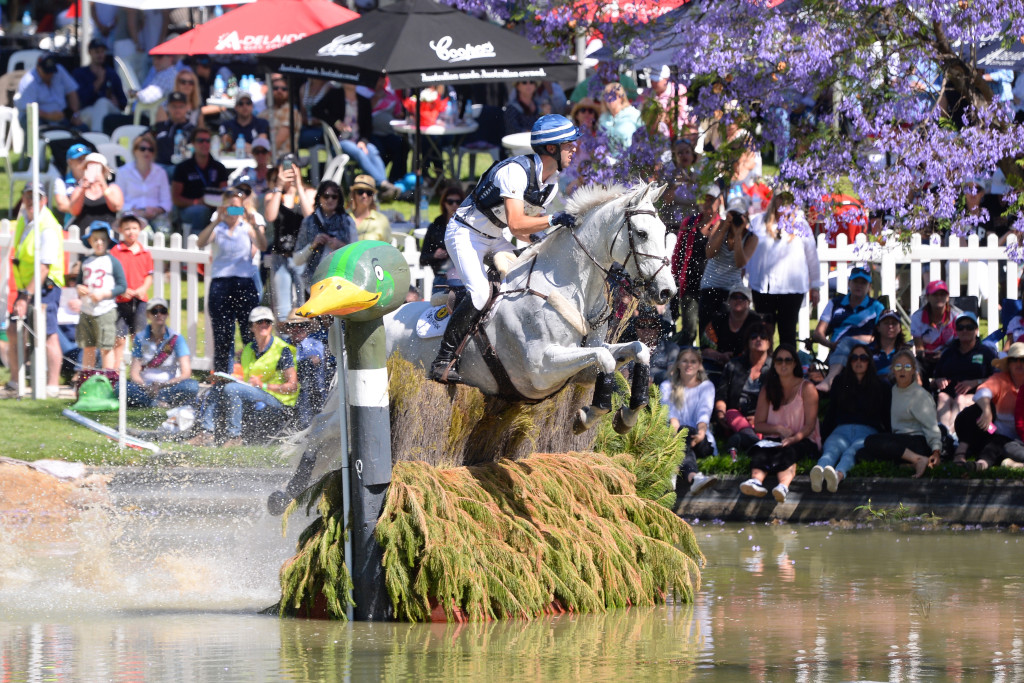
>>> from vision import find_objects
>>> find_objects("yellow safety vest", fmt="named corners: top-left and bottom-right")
top-left (13, 207), bottom-right (66, 289)
top-left (241, 335), bottom-right (298, 407)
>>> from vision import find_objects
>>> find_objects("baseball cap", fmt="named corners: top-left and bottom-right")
top-left (66, 143), bottom-right (90, 161)
top-left (956, 311), bottom-right (979, 327)
top-left (167, 91), bottom-right (188, 105)
top-left (147, 298), bottom-right (170, 312)
top-left (39, 54), bottom-right (58, 74)
top-left (88, 38), bottom-right (107, 50)
top-left (728, 283), bottom-right (752, 301)
top-left (703, 184), bottom-right (722, 199)
top-left (649, 65), bottom-right (670, 82)
top-left (22, 181), bottom-right (47, 196)
top-left (251, 137), bottom-right (271, 152)
top-left (236, 92), bottom-right (253, 105)
top-left (926, 280), bottom-right (949, 295)
top-left (878, 309), bottom-right (901, 323)
top-left (248, 306), bottom-right (275, 323)
top-left (849, 266), bottom-right (871, 282)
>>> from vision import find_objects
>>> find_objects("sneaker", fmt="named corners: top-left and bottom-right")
top-left (823, 465), bottom-right (840, 492)
top-left (740, 478), bottom-right (767, 497)
top-left (1001, 458), bottom-right (1024, 470)
top-left (690, 472), bottom-right (719, 496)
top-left (187, 431), bottom-right (215, 446)
top-left (809, 465), bottom-right (824, 492)
top-left (46, 385), bottom-right (61, 399)
top-left (222, 437), bottom-right (245, 448)
top-left (772, 484), bottom-right (788, 503)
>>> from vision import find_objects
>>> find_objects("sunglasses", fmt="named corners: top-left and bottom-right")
top-left (678, 358), bottom-right (700, 365)
top-left (253, 319), bottom-right (273, 326)
top-left (750, 332), bottom-right (770, 341)
top-left (237, 100), bottom-right (253, 106)
top-left (956, 324), bottom-right (977, 331)
top-left (195, 138), bottom-right (212, 144)
top-left (136, 145), bottom-right (154, 153)
top-left (774, 356), bottom-right (796, 364)
top-left (850, 353), bottom-right (871, 362)
top-left (322, 193), bottom-right (340, 200)
top-left (273, 86), bottom-right (288, 92)
top-left (178, 80), bottom-right (195, 85)
top-left (253, 148), bottom-right (270, 154)
top-left (354, 189), bottom-right (375, 197)
top-left (892, 363), bottom-right (914, 371)
top-left (149, 308), bottom-right (168, 316)
top-left (729, 294), bottom-right (749, 301)
top-left (444, 198), bottom-right (463, 206)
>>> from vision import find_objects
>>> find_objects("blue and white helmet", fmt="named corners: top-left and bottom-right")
top-left (530, 114), bottom-right (581, 156)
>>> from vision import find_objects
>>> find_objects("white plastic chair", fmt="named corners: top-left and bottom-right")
top-left (81, 132), bottom-right (111, 147)
top-left (96, 142), bottom-right (131, 171)
top-left (114, 56), bottom-right (139, 114)
top-left (111, 124), bottom-right (148, 148)
top-left (9, 123), bottom-right (66, 205)
top-left (320, 153), bottom-right (350, 186)
top-left (7, 50), bottom-right (44, 74)
top-left (133, 97), bottom-right (164, 126)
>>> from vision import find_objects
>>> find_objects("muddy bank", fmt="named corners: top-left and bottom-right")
top-left (675, 475), bottom-right (1024, 525)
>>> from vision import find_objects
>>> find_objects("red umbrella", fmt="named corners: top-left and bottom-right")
top-left (149, 0), bottom-right (358, 56)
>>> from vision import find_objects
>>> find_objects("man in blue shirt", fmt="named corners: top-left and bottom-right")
top-left (71, 39), bottom-right (127, 133)
top-left (15, 53), bottom-right (83, 128)
top-left (813, 266), bottom-right (885, 390)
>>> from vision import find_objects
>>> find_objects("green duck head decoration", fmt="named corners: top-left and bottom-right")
top-left (296, 241), bottom-right (410, 322)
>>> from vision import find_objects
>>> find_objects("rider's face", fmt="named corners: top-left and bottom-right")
top-left (559, 141), bottom-right (576, 166)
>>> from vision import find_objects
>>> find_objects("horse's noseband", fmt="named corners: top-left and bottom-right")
top-left (610, 207), bottom-right (670, 295)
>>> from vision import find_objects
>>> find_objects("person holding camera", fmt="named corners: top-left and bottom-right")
top-left (264, 158), bottom-right (314, 320)
top-left (698, 195), bottom-right (758, 334)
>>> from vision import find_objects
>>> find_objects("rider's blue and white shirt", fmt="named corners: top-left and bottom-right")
top-left (452, 155), bottom-right (559, 239)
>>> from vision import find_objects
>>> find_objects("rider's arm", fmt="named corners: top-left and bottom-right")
top-left (503, 197), bottom-right (552, 241)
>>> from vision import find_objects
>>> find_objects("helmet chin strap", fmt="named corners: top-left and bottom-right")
top-left (547, 144), bottom-right (563, 173)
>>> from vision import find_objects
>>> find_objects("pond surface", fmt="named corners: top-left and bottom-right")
top-left (2, 475), bottom-right (1023, 682)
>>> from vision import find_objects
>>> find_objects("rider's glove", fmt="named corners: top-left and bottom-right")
top-left (548, 211), bottom-right (576, 229)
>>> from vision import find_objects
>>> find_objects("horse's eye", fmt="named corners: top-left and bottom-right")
top-left (636, 230), bottom-right (648, 240)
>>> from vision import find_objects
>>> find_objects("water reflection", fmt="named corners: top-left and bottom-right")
top-left (4, 512), bottom-right (1024, 681)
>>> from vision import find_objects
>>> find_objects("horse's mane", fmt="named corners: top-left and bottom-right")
top-left (565, 182), bottom-right (632, 218)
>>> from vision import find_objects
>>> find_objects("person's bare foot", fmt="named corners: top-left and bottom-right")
top-left (911, 454), bottom-right (929, 478)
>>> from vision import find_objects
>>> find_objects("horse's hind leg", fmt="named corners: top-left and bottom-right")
top-left (574, 371), bottom-right (614, 434)
top-left (613, 361), bottom-right (651, 434)
top-left (267, 449), bottom-right (318, 516)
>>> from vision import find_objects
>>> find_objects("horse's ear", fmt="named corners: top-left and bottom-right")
top-left (646, 182), bottom-right (667, 204)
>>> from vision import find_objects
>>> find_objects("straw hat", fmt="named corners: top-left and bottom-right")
top-left (570, 96), bottom-right (603, 121)
top-left (993, 343), bottom-right (1024, 372)
top-left (284, 309), bottom-right (314, 326)
top-left (350, 175), bottom-right (377, 194)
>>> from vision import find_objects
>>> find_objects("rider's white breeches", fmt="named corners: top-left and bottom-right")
top-left (444, 223), bottom-right (515, 310)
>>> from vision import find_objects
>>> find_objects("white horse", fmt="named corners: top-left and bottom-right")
top-left (384, 180), bottom-right (677, 432)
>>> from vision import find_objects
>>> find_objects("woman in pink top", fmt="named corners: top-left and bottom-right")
top-left (739, 344), bottom-right (821, 503)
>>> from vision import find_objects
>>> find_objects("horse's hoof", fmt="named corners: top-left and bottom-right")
top-left (267, 490), bottom-right (292, 517)
top-left (573, 409), bottom-right (589, 435)
top-left (613, 409), bottom-right (635, 435)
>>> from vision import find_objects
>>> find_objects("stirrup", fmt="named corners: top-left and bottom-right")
top-left (430, 357), bottom-right (462, 384)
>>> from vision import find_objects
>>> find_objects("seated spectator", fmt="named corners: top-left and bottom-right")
top-left (219, 92), bottom-right (270, 156)
top-left (672, 186), bottom-right (722, 346)
top-left (660, 348), bottom-right (718, 502)
top-left (713, 321), bottom-right (772, 455)
top-left (910, 279), bottom-right (960, 381)
top-left (599, 82), bottom-right (641, 157)
top-left (812, 266), bottom-right (885, 391)
top-left (1003, 307), bottom-right (1024, 348)
top-left (134, 53), bottom-right (179, 111)
top-left (420, 184), bottom-right (463, 279)
top-left (264, 162), bottom-right (314, 320)
top-left (233, 138), bottom-right (274, 198)
top-left (932, 311), bottom-right (996, 444)
top-left (536, 80), bottom-right (567, 115)
top-left (116, 132), bottom-right (172, 231)
top-left (126, 298), bottom-right (199, 408)
top-left (504, 80), bottom-right (543, 134)
top-left (72, 39), bottom-right (127, 133)
top-left (810, 343), bottom-right (891, 493)
top-left (16, 53), bottom-right (84, 128)
top-left (700, 283), bottom-right (763, 377)
top-left (53, 143), bottom-right (91, 225)
top-left (699, 197), bottom-right (757, 332)
top-left (316, 83), bottom-right (398, 199)
top-left (570, 96), bottom-right (602, 135)
top-left (155, 68), bottom-right (202, 125)
top-left (858, 350), bottom-right (941, 477)
top-left (260, 74), bottom-right (299, 160)
top-left (298, 77), bottom-right (337, 148)
top-left (954, 343), bottom-right (1024, 470)
top-left (281, 310), bottom-right (326, 429)
top-left (189, 306), bottom-right (297, 447)
top-left (869, 309), bottom-right (909, 379)
top-left (110, 213), bottom-right (153, 367)
top-left (153, 91), bottom-right (196, 171)
top-left (67, 153), bottom-right (123, 228)
top-left (348, 176), bottom-right (392, 243)
top-left (171, 128), bottom-right (229, 236)
top-left (739, 344), bottom-right (820, 503)
top-left (293, 180), bottom-right (358, 290)
top-left (76, 221), bottom-right (126, 371)
top-left (189, 54), bottom-right (234, 128)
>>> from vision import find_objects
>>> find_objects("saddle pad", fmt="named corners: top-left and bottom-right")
top-left (415, 305), bottom-right (451, 339)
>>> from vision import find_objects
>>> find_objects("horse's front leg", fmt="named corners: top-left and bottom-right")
top-left (536, 343), bottom-right (617, 397)
top-left (604, 340), bottom-right (650, 368)
top-left (573, 342), bottom-right (651, 435)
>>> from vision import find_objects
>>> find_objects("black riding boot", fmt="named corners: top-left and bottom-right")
top-left (430, 298), bottom-right (483, 384)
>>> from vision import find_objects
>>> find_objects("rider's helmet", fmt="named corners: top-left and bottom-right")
top-left (530, 114), bottom-right (581, 157)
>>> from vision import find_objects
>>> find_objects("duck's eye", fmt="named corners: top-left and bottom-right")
top-left (374, 265), bottom-right (384, 281)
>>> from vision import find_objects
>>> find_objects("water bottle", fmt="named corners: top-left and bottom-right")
top-left (171, 129), bottom-right (184, 164)
top-left (213, 5), bottom-right (224, 17)
top-left (21, 10), bottom-right (34, 34)
top-left (465, 98), bottom-right (473, 119)
top-left (418, 191), bottom-right (430, 224)
top-left (210, 133), bottom-right (221, 158)
top-left (213, 74), bottom-right (225, 98)
top-left (235, 134), bottom-right (245, 159)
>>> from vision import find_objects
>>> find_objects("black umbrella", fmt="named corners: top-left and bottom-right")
top-left (977, 40), bottom-right (1024, 70)
top-left (259, 0), bottom-right (577, 226)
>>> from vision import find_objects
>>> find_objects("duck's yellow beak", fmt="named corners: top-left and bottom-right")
top-left (296, 276), bottom-right (380, 317)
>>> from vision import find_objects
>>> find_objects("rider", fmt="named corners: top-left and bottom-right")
top-left (430, 114), bottom-right (580, 383)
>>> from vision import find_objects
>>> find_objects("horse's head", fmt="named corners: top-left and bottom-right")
top-left (610, 182), bottom-right (676, 305)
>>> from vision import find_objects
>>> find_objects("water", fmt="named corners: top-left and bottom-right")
top-left (3, 471), bottom-right (1024, 681)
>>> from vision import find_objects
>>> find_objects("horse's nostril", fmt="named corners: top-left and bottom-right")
top-left (659, 289), bottom-right (672, 301)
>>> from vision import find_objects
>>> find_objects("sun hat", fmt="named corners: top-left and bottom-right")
top-left (81, 220), bottom-right (119, 248)
top-left (993, 342), bottom-right (1024, 372)
top-left (248, 306), bottom-right (275, 323)
top-left (350, 175), bottom-right (377, 194)
top-left (284, 309), bottom-right (314, 326)
top-left (849, 266), bottom-right (871, 282)
top-left (147, 298), bottom-right (170, 312)
top-left (569, 96), bottom-right (603, 120)
top-left (926, 280), bottom-right (949, 295)
top-left (66, 143), bottom-right (91, 161)
top-left (71, 375), bottom-right (120, 412)
top-left (83, 152), bottom-right (113, 179)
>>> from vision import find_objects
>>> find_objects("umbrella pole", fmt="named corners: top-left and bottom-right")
top-left (288, 74), bottom-right (296, 157)
top-left (414, 94), bottom-right (422, 228)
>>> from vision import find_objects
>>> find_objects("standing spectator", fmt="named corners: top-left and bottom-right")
top-left (2, 184), bottom-right (66, 398)
top-left (264, 163), bottom-right (314, 319)
top-left (66, 153), bottom-right (124, 228)
top-left (155, 68), bottom-right (202, 125)
top-left (713, 322), bottom-right (773, 455)
top-left (219, 92), bottom-right (270, 156)
top-left (671, 186), bottom-right (721, 346)
top-left (348, 176), bottom-right (392, 243)
top-left (366, 76), bottom-right (409, 183)
top-left (747, 193), bottom-right (822, 347)
top-left (812, 266), bottom-right (885, 390)
top-left (172, 128), bottom-right (229, 236)
top-left (660, 348), bottom-right (718, 501)
top-left (869, 310), bottom-right (909, 379)
top-left (810, 343), bottom-right (891, 492)
top-left (910, 280), bottom-right (961, 381)
top-left (72, 39), bottom-right (127, 133)
top-left (76, 222), bottom-right (127, 371)
top-left (420, 185), bottom-right (464, 279)
top-left (700, 284), bottom-right (763, 376)
top-left (282, 310), bottom-right (326, 429)
top-left (110, 213), bottom-right (153, 367)
top-left (293, 180), bottom-right (358, 289)
top-left (189, 306), bottom-right (297, 447)
top-left (858, 350), bottom-right (942, 478)
top-left (115, 132), bottom-right (172, 229)
top-left (954, 343), bottom-right (1024, 471)
top-left (932, 311), bottom-right (996, 443)
top-left (15, 54), bottom-right (84, 128)
top-left (134, 53), bottom-right (179, 109)
top-left (153, 91), bottom-right (196, 172)
top-left (598, 82), bottom-right (642, 157)
top-left (699, 197), bottom-right (757, 332)
top-left (645, 65), bottom-right (689, 138)
top-left (739, 344), bottom-right (820, 503)
top-left (127, 298), bottom-right (199, 408)
top-left (197, 189), bottom-right (267, 373)
top-left (260, 75), bottom-right (299, 160)
top-left (504, 80), bottom-right (542, 134)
